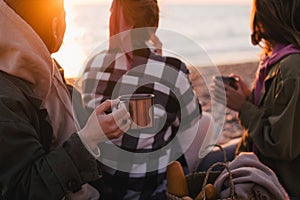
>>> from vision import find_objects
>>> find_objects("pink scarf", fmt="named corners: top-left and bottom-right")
top-left (254, 44), bottom-right (300, 105)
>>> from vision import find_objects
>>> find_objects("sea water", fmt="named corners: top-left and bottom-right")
top-left (53, 3), bottom-right (261, 77)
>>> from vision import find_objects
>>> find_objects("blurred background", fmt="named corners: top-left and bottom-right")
top-left (54, 0), bottom-right (260, 78)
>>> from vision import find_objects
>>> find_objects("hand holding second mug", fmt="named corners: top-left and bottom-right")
top-left (232, 74), bottom-right (251, 98)
top-left (212, 75), bottom-right (249, 112)
top-left (79, 99), bottom-right (131, 151)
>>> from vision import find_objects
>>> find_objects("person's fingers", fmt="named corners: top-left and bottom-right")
top-left (110, 99), bottom-right (121, 107)
top-left (105, 128), bottom-right (123, 140)
top-left (213, 76), bottom-right (222, 84)
top-left (212, 84), bottom-right (226, 96)
top-left (225, 84), bottom-right (242, 102)
top-left (212, 86), bottom-right (227, 104)
top-left (95, 99), bottom-right (120, 115)
top-left (96, 114), bottom-right (117, 134)
top-left (212, 93), bottom-right (226, 105)
top-left (213, 77), bottom-right (229, 90)
top-left (110, 104), bottom-right (130, 120)
top-left (114, 111), bottom-right (131, 128)
top-left (236, 83), bottom-right (245, 94)
top-left (227, 74), bottom-right (242, 89)
top-left (117, 118), bottom-right (131, 133)
top-left (106, 118), bottom-right (131, 139)
top-left (231, 74), bottom-right (245, 87)
top-left (213, 81), bottom-right (242, 107)
top-left (225, 81), bottom-right (244, 99)
top-left (224, 83), bottom-right (236, 93)
top-left (229, 74), bottom-right (239, 79)
top-left (98, 109), bottom-right (130, 133)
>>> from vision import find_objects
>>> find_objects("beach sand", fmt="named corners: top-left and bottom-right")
top-left (188, 61), bottom-right (258, 144)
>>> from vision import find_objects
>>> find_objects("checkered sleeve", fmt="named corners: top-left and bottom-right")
top-left (81, 52), bottom-right (106, 109)
top-left (80, 49), bottom-right (202, 200)
top-left (127, 55), bottom-right (201, 130)
top-left (81, 51), bottom-right (128, 110)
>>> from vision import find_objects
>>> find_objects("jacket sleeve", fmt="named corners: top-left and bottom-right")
top-left (239, 77), bottom-right (300, 161)
top-left (0, 96), bottom-right (101, 199)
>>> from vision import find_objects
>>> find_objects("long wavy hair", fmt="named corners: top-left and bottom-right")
top-left (251, 0), bottom-right (300, 54)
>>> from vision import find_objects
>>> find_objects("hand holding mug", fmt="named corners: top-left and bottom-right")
top-left (79, 99), bottom-right (131, 151)
top-left (212, 74), bottom-right (250, 112)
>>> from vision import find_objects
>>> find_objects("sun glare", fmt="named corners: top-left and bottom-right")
top-left (65, 0), bottom-right (250, 6)
top-left (54, 0), bottom-right (253, 78)
top-left (65, 0), bottom-right (111, 5)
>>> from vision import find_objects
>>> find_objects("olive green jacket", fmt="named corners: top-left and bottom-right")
top-left (238, 54), bottom-right (300, 197)
top-left (0, 71), bottom-right (101, 199)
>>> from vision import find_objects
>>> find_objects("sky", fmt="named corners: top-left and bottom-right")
top-left (66, 0), bottom-right (251, 5)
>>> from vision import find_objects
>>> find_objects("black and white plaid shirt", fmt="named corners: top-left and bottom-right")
top-left (81, 48), bottom-right (201, 200)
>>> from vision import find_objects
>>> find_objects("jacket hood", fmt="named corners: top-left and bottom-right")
top-left (0, 1), bottom-right (77, 147)
top-left (0, 0), bottom-right (53, 100)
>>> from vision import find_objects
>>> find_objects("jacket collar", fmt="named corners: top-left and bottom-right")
top-left (257, 62), bottom-right (281, 106)
top-left (0, 0), bottom-right (53, 102)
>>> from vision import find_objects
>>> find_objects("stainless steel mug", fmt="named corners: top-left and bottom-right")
top-left (119, 94), bottom-right (155, 130)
